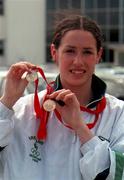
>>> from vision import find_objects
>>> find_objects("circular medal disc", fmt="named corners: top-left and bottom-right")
top-left (43, 99), bottom-right (56, 112)
top-left (26, 71), bottom-right (38, 82)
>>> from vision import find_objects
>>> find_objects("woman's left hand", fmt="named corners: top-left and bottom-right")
top-left (48, 89), bottom-right (94, 144)
top-left (47, 89), bottom-right (84, 130)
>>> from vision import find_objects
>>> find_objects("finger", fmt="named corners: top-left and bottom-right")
top-left (63, 93), bottom-right (75, 104)
top-left (55, 89), bottom-right (72, 101)
top-left (7, 62), bottom-right (37, 79)
top-left (53, 91), bottom-right (75, 107)
top-left (47, 89), bottom-right (71, 106)
top-left (14, 62), bottom-right (36, 72)
top-left (47, 89), bottom-right (66, 99)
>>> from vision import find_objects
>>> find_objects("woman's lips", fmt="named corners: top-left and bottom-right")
top-left (70, 69), bottom-right (86, 74)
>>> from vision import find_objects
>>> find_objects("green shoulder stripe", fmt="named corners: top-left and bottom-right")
top-left (114, 151), bottom-right (124, 180)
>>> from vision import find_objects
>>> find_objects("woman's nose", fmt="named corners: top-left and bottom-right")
top-left (73, 53), bottom-right (83, 64)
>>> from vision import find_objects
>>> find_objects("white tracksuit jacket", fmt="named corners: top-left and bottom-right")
top-left (0, 90), bottom-right (124, 180)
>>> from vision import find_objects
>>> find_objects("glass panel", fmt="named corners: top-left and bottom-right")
top-left (109, 12), bottom-right (118, 26)
top-left (85, 0), bottom-right (94, 9)
top-left (102, 48), bottom-right (114, 62)
top-left (97, 12), bottom-right (106, 25)
top-left (0, 0), bottom-right (3, 15)
top-left (122, 29), bottom-right (124, 42)
top-left (46, 14), bottom-right (55, 30)
top-left (85, 12), bottom-right (95, 20)
top-left (102, 28), bottom-right (110, 42)
top-left (46, 43), bottom-right (52, 62)
top-left (109, 0), bottom-right (119, 8)
top-left (72, 0), bottom-right (81, 9)
top-left (97, 0), bottom-right (107, 8)
top-left (46, 29), bottom-right (53, 62)
top-left (59, 0), bottom-right (68, 9)
top-left (0, 40), bottom-right (4, 55)
top-left (47, 0), bottom-right (56, 9)
top-left (122, 12), bottom-right (124, 25)
top-left (110, 29), bottom-right (118, 42)
top-left (101, 28), bottom-right (107, 41)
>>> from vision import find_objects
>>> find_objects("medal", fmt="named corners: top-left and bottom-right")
top-left (43, 99), bottom-right (56, 112)
top-left (26, 71), bottom-right (38, 82)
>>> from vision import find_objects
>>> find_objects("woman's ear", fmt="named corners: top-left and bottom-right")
top-left (50, 44), bottom-right (58, 63)
top-left (96, 47), bottom-right (103, 64)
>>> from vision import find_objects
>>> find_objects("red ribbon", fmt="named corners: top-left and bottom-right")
top-left (33, 67), bottom-right (106, 141)
top-left (33, 67), bottom-right (53, 141)
top-left (54, 96), bottom-right (106, 129)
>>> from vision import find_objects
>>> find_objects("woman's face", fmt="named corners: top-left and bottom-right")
top-left (51, 30), bottom-right (102, 89)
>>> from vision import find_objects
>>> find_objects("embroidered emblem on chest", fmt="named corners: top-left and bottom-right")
top-left (29, 136), bottom-right (44, 162)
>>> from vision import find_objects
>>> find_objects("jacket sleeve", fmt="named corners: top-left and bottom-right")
top-left (79, 106), bottom-right (124, 180)
top-left (0, 91), bottom-right (45, 150)
top-left (79, 136), bottom-right (110, 179)
top-left (0, 102), bottom-right (14, 147)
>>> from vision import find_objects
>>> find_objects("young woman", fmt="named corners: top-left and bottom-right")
top-left (0, 15), bottom-right (124, 180)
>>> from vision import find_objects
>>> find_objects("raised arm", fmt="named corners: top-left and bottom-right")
top-left (0, 61), bottom-right (36, 109)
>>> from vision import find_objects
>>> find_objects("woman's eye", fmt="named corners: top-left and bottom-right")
top-left (66, 49), bottom-right (75, 53)
top-left (83, 51), bottom-right (92, 54)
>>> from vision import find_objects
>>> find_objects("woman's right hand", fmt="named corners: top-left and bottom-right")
top-left (0, 61), bottom-right (37, 109)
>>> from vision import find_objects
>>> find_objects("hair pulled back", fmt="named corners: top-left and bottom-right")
top-left (52, 15), bottom-right (104, 52)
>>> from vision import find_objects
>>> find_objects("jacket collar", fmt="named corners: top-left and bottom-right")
top-left (54, 74), bottom-right (106, 108)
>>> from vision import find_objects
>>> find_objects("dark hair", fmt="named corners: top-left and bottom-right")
top-left (52, 15), bottom-right (104, 52)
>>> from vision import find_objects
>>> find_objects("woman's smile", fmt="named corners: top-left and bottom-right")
top-left (69, 68), bottom-right (86, 79)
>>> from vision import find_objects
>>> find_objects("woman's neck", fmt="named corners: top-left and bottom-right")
top-left (62, 82), bottom-right (93, 106)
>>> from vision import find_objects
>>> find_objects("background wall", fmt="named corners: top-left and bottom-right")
top-left (4, 0), bottom-right (46, 66)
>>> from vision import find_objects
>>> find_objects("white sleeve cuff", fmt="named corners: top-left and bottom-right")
top-left (80, 136), bottom-right (102, 155)
top-left (0, 102), bottom-right (14, 119)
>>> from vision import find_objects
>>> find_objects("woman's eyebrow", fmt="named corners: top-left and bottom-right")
top-left (65, 45), bottom-right (75, 48)
top-left (65, 45), bottom-right (94, 50)
top-left (83, 48), bottom-right (93, 50)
